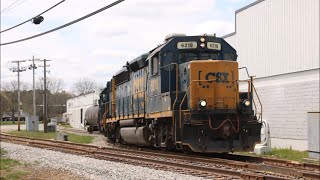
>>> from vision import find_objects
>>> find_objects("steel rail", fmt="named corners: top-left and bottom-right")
top-left (1, 134), bottom-right (295, 180)
top-left (2, 133), bottom-right (319, 179)
top-left (1, 133), bottom-right (319, 172)
top-left (0, 135), bottom-right (241, 179)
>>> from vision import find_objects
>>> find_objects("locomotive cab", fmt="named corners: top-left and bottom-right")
top-left (178, 59), bottom-right (261, 152)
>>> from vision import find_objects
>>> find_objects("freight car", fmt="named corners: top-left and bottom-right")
top-left (98, 33), bottom-right (262, 152)
top-left (84, 105), bottom-right (99, 133)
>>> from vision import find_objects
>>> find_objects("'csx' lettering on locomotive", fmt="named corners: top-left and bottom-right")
top-left (198, 71), bottom-right (229, 83)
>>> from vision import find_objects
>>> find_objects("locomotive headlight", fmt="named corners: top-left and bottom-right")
top-left (199, 100), bottom-right (207, 107)
top-left (200, 37), bottom-right (205, 42)
top-left (244, 100), bottom-right (250, 107)
top-left (200, 43), bottom-right (205, 48)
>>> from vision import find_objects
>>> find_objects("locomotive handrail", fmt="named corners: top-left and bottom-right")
top-left (104, 90), bottom-right (146, 121)
top-left (252, 83), bottom-right (262, 121)
top-left (179, 79), bottom-right (255, 129)
top-left (179, 79), bottom-right (217, 128)
top-left (107, 90), bottom-right (146, 102)
top-left (208, 116), bottom-right (240, 133)
top-left (240, 80), bottom-right (256, 113)
top-left (252, 95), bottom-right (258, 115)
top-left (237, 79), bottom-right (262, 122)
top-left (238, 67), bottom-right (262, 121)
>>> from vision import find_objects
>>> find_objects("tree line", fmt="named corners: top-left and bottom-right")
top-left (1, 77), bottom-right (100, 121)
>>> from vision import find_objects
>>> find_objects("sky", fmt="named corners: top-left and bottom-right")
top-left (0, 0), bottom-right (255, 91)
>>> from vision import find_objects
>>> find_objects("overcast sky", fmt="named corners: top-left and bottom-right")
top-left (1, 0), bottom-right (254, 91)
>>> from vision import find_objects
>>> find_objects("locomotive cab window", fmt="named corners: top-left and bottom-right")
top-left (151, 56), bottom-right (159, 76)
top-left (102, 94), bottom-right (106, 102)
top-left (199, 53), bottom-right (219, 60)
top-left (179, 52), bottom-right (220, 63)
top-left (179, 53), bottom-right (197, 63)
top-left (163, 52), bottom-right (174, 66)
top-left (223, 53), bottom-right (236, 61)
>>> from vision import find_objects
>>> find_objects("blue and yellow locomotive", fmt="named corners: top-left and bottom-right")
top-left (98, 34), bottom-right (262, 152)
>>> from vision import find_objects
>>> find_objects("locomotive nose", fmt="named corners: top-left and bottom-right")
top-left (188, 60), bottom-right (239, 110)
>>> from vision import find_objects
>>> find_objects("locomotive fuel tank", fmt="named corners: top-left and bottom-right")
top-left (120, 126), bottom-right (152, 146)
top-left (84, 105), bottom-right (99, 126)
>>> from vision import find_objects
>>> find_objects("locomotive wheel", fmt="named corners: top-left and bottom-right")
top-left (182, 145), bottom-right (192, 154)
top-left (99, 126), bottom-right (103, 133)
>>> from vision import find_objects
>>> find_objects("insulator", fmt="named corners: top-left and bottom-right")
top-left (32, 16), bottom-right (44, 25)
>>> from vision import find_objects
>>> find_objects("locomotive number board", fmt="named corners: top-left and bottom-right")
top-left (207, 42), bottom-right (221, 50)
top-left (177, 42), bottom-right (197, 49)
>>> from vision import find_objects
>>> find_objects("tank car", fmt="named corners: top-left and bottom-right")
top-left (84, 105), bottom-right (99, 133)
top-left (98, 34), bottom-right (262, 152)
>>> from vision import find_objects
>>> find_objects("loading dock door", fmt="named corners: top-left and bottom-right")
top-left (80, 108), bottom-right (83, 124)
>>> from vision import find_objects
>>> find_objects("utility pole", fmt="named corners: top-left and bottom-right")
top-left (44, 59), bottom-right (48, 133)
top-left (28, 56), bottom-right (39, 123)
top-left (9, 60), bottom-right (27, 131)
top-left (38, 59), bottom-right (51, 133)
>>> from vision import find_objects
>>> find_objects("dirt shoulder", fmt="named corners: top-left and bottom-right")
top-left (0, 163), bottom-right (83, 180)
top-left (1, 147), bottom-right (83, 180)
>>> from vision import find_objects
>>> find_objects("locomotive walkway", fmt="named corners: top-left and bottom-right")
top-left (1, 133), bottom-right (319, 180)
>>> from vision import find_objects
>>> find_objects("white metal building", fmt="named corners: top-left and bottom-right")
top-left (65, 90), bottom-right (101, 129)
top-left (223, 0), bottom-right (319, 150)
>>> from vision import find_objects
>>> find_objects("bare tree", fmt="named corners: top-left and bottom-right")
top-left (1, 81), bottom-right (30, 121)
top-left (73, 78), bottom-right (97, 95)
top-left (0, 92), bottom-right (11, 119)
top-left (36, 77), bottom-right (65, 94)
top-left (1, 80), bottom-right (30, 91)
top-left (48, 78), bottom-right (64, 94)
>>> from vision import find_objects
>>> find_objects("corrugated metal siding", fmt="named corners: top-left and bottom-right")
top-left (225, 0), bottom-right (319, 79)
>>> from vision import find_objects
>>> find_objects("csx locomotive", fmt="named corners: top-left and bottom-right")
top-left (90, 34), bottom-right (262, 152)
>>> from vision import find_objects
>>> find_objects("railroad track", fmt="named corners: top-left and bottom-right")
top-left (1, 133), bottom-right (319, 180)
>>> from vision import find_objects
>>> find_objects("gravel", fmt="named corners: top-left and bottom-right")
top-left (1, 142), bottom-right (203, 180)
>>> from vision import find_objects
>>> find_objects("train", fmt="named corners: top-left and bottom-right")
top-left (85, 33), bottom-right (262, 153)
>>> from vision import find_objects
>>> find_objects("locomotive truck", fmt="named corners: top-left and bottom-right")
top-left (88, 33), bottom-right (262, 152)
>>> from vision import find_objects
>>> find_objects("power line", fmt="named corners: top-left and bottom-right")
top-left (1, 0), bottom-right (66, 33)
top-left (1, 0), bottom-right (27, 15)
top-left (0, 0), bottom-right (125, 46)
top-left (1, 0), bottom-right (23, 14)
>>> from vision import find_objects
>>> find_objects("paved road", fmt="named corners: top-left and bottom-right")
top-left (0, 123), bottom-right (44, 132)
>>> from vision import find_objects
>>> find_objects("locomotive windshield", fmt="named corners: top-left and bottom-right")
top-left (178, 52), bottom-right (219, 63)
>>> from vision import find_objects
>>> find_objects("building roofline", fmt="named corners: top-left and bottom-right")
top-left (66, 91), bottom-right (96, 100)
top-left (222, 0), bottom-right (266, 39)
top-left (222, 32), bottom-right (236, 39)
top-left (235, 0), bottom-right (265, 14)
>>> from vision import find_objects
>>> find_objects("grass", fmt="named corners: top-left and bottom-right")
top-left (0, 158), bottom-right (21, 171)
top-left (0, 148), bottom-right (8, 155)
top-left (0, 121), bottom-right (25, 126)
top-left (58, 123), bottom-right (73, 128)
top-left (0, 148), bottom-right (29, 180)
top-left (6, 130), bottom-right (94, 144)
top-left (67, 133), bottom-right (94, 144)
top-left (3, 170), bottom-right (29, 180)
top-left (263, 147), bottom-right (309, 162)
top-left (7, 130), bottom-right (56, 140)
top-left (237, 147), bottom-right (311, 162)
